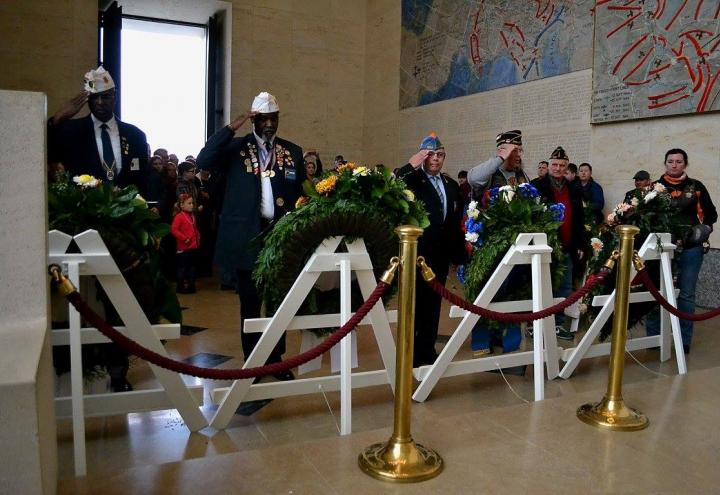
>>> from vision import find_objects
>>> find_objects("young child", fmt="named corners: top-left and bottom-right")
top-left (171, 193), bottom-right (200, 293)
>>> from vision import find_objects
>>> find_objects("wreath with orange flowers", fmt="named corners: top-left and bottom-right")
top-left (253, 164), bottom-right (429, 315)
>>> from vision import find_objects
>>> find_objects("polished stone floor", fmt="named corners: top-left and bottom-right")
top-left (57, 277), bottom-right (720, 494)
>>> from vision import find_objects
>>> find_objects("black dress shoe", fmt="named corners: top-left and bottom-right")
top-left (110, 378), bottom-right (134, 393)
top-left (272, 370), bottom-right (295, 381)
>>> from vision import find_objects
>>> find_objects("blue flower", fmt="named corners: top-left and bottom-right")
top-left (456, 265), bottom-right (466, 284)
top-left (465, 217), bottom-right (483, 234)
top-left (549, 202), bottom-right (565, 222)
top-left (488, 187), bottom-right (500, 206)
top-left (518, 183), bottom-right (539, 199)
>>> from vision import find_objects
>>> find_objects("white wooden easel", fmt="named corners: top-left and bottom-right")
top-left (48, 230), bottom-right (207, 476)
top-left (413, 233), bottom-right (560, 403)
top-left (210, 237), bottom-right (397, 434)
top-left (559, 233), bottom-right (686, 378)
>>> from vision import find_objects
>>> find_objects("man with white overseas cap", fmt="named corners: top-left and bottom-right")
top-left (48, 66), bottom-right (153, 198)
top-left (47, 66), bottom-right (156, 393)
top-left (197, 91), bottom-right (304, 379)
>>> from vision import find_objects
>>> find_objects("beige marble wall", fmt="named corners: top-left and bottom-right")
top-left (0, 0), bottom-right (97, 116)
top-left (0, 90), bottom-right (57, 494)
top-left (229, 0), bottom-right (366, 163)
top-left (361, 0), bottom-right (401, 169)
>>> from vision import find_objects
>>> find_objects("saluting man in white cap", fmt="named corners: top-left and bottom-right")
top-left (47, 66), bottom-right (154, 201)
top-left (197, 92), bottom-right (304, 378)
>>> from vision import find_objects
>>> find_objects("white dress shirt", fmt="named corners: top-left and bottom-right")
top-left (91, 114), bottom-right (122, 174)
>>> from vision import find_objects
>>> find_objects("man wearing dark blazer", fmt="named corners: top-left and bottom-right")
top-left (47, 67), bottom-right (155, 392)
top-left (47, 67), bottom-right (153, 199)
top-left (397, 133), bottom-right (465, 367)
top-left (197, 92), bottom-right (304, 379)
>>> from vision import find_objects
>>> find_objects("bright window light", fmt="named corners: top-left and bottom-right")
top-left (121, 18), bottom-right (207, 159)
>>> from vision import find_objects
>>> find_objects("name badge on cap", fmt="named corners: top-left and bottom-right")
top-left (131, 158), bottom-right (140, 171)
top-left (285, 168), bottom-right (297, 181)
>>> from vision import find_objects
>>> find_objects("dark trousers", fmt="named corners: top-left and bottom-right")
top-left (236, 269), bottom-right (285, 362)
top-left (413, 256), bottom-right (449, 367)
top-left (176, 250), bottom-right (197, 287)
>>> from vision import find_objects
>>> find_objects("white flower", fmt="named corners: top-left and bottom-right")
top-left (465, 232), bottom-right (479, 244)
top-left (607, 212), bottom-right (617, 223)
top-left (73, 174), bottom-right (99, 188)
top-left (631, 197), bottom-right (639, 206)
top-left (467, 200), bottom-right (480, 219)
top-left (352, 166), bottom-right (369, 176)
top-left (590, 237), bottom-right (604, 253)
top-left (653, 183), bottom-right (666, 193)
top-left (644, 190), bottom-right (658, 203)
top-left (499, 186), bottom-right (516, 202)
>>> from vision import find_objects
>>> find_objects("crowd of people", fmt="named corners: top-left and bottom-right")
top-left (47, 65), bottom-right (716, 390)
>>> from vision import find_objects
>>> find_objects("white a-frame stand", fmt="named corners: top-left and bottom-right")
top-left (559, 233), bottom-right (686, 378)
top-left (48, 230), bottom-right (207, 477)
top-left (413, 233), bottom-right (560, 403)
top-left (210, 237), bottom-right (397, 434)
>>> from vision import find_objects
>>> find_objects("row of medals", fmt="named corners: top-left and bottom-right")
top-left (240, 148), bottom-right (288, 207)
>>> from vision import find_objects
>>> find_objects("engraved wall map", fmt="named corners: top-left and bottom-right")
top-left (400, 0), bottom-right (594, 109)
top-left (592, 0), bottom-right (720, 123)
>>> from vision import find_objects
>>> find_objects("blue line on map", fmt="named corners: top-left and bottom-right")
top-left (523, 6), bottom-right (566, 80)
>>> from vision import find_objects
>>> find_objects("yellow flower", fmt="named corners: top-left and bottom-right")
top-left (295, 196), bottom-right (309, 208)
top-left (403, 189), bottom-right (415, 202)
top-left (352, 166), bottom-right (369, 176)
top-left (315, 175), bottom-right (338, 195)
top-left (73, 174), bottom-right (100, 188)
top-left (336, 162), bottom-right (356, 174)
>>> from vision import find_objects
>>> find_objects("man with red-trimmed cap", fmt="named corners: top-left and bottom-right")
top-left (397, 132), bottom-right (465, 366)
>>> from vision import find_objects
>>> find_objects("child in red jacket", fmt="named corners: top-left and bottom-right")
top-left (171, 193), bottom-right (201, 293)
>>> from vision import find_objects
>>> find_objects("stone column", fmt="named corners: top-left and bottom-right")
top-left (0, 89), bottom-right (57, 494)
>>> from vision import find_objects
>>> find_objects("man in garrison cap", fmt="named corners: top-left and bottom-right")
top-left (197, 92), bottom-right (304, 379)
top-left (533, 146), bottom-right (587, 341)
top-left (47, 66), bottom-right (156, 393)
top-left (47, 66), bottom-right (154, 198)
top-left (467, 130), bottom-right (529, 204)
top-left (397, 133), bottom-right (465, 367)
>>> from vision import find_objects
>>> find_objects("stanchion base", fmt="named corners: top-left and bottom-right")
top-left (577, 397), bottom-right (649, 431)
top-left (358, 438), bottom-right (443, 483)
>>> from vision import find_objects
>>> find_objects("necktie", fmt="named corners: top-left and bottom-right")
top-left (432, 175), bottom-right (445, 218)
top-left (264, 140), bottom-right (272, 152)
top-left (100, 123), bottom-right (115, 168)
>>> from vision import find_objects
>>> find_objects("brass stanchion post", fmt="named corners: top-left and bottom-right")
top-left (358, 226), bottom-right (443, 482)
top-left (577, 225), bottom-right (649, 431)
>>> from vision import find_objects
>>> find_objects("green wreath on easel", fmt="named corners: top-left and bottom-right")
top-left (253, 164), bottom-right (430, 315)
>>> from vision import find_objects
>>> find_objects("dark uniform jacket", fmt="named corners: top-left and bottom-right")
top-left (397, 164), bottom-right (466, 270)
top-left (196, 127), bottom-right (304, 272)
top-left (534, 175), bottom-right (587, 257)
top-left (48, 114), bottom-right (153, 198)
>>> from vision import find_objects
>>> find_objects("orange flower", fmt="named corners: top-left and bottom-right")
top-left (295, 196), bottom-right (309, 208)
top-left (315, 174), bottom-right (338, 195)
top-left (336, 162), bottom-right (356, 174)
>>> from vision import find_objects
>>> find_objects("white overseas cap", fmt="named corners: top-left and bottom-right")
top-left (83, 66), bottom-right (115, 93)
top-left (251, 91), bottom-right (279, 113)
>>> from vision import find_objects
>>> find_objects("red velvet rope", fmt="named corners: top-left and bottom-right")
top-left (426, 268), bottom-right (611, 323)
top-left (65, 282), bottom-right (389, 380)
top-left (634, 268), bottom-right (720, 321)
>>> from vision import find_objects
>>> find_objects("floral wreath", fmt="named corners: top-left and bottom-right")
top-left (458, 183), bottom-right (566, 312)
top-left (253, 163), bottom-right (430, 313)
